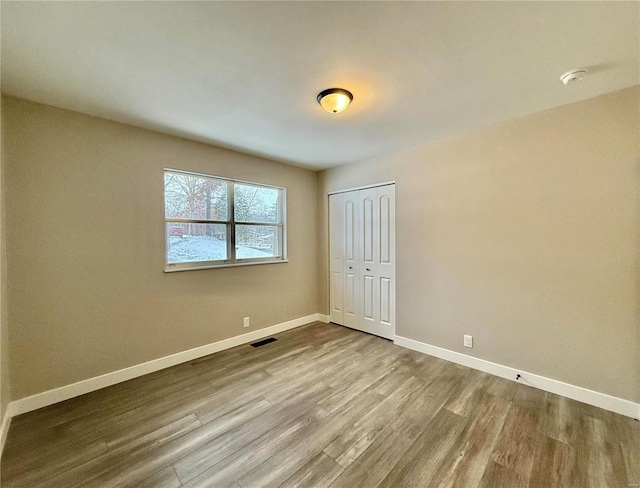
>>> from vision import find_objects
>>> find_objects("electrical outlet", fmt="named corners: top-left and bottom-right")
top-left (243, 317), bottom-right (250, 328)
top-left (464, 335), bottom-right (473, 348)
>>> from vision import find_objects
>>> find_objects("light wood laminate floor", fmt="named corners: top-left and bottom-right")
top-left (2, 322), bottom-right (639, 487)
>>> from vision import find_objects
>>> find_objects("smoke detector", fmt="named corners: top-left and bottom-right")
top-left (560, 70), bottom-right (587, 85)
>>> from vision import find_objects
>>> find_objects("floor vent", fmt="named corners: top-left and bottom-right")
top-left (250, 337), bottom-right (277, 348)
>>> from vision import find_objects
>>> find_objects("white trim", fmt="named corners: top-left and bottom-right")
top-left (327, 181), bottom-right (395, 196)
top-left (164, 168), bottom-right (285, 191)
top-left (394, 335), bottom-right (640, 419)
top-left (165, 259), bottom-right (289, 273)
top-left (0, 408), bottom-right (11, 455)
top-left (8, 313), bottom-right (324, 417)
top-left (317, 314), bottom-right (330, 323)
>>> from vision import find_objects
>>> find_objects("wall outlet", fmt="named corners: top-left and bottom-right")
top-left (464, 335), bottom-right (473, 348)
top-left (243, 317), bottom-right (250, 328)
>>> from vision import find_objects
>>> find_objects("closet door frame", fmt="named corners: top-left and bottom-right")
top-left (327, 181), bottom-right (396, 340)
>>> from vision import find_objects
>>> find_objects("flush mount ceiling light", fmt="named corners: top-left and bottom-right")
top-left (317, 88), bottom-right (353, 114)
top-left (560, 69), bottom-right (587, 85)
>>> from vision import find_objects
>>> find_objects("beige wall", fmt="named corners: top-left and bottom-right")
top-left (3, 97), bottom-right (319, 400)
top-left (3, 87), bottom-right (639, 406)
top-left (319, 87), bottom-right (640, 403)
top-left (0, 94), bottom-right (11, 424)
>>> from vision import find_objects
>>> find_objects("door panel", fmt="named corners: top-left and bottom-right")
top-left (380, 277), bottom-right (392, 325)
top-left (343, 192), bottom-right (360, 328)
top-left (373, 185), bottom-right (395, 339)
top-left (363, 275), bottom-right (374, 321)
top-left (345, 273), bottom-right (356, 315)
top-left (329, 194), bottom-right (344, 324)
top-left (344, 198), bottom-right (356, 263)
top-left (358, 188), bottom-right (378, 332)
top-left (331, 271), bottom-right (343, 315)
top-left (330, 194), bottom-right (343, 264)
top-left (380, 195), bottom-right (392, 265)
top-left (362, 196), bottom-right (375, 264)
top-left (344, 271), bottom-right (359, 327)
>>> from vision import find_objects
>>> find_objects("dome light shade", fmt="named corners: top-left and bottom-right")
top-left (317, 88), bottom-right (353, 114)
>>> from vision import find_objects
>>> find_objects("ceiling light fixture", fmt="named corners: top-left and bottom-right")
top-left (317, 88), bottom-right (353, 114)
top-left (560, 69), bottom-right (587, 85)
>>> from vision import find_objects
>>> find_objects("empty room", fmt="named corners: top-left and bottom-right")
top-left (0, 1), bottom-right (638, 487)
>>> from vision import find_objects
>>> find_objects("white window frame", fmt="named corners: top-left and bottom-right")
top-left (164, 169), bottom-right (287, 272)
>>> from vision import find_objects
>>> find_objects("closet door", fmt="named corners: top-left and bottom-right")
top-left (374, 184), bottom-right (395, 339)
top-left (358, 185), bottom-right (395, 339)
top-left (328, 184), bottom-right (394, 340)
top-left (359, 188), bottom-right (379, 333)
top-left (342, 191), bottom-right (360, 329)
top-left (329, 193), bottom-right (344, 324)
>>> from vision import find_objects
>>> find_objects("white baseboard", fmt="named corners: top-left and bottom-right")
top-left (0, 408), bottom-right (11, 455)
top-left (394, 335), bottom-right (640, 419)
top-left (317, 314), bottom-right (330, 323)
top-left (8, 313), bottom-right (325, 418)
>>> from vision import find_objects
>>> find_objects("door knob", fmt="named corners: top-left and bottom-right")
top-left (348, 266), bottom-right (353, 269)
top-left (366, 268), bottom-right (371, 272)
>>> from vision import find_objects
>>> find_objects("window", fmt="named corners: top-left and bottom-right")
top-left (164, 169), bottom-right (286, 271)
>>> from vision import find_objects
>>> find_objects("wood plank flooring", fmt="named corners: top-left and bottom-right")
top-left (2, 322), bottom-right (638, 487)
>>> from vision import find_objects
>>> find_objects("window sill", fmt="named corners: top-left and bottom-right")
top-left (164, 259), bottom-right (289, 272)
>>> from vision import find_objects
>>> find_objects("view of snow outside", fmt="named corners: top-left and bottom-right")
top-left (167, 235), bottom-right (272, 263)
top-left (165, 172), bottom-right (281, 263)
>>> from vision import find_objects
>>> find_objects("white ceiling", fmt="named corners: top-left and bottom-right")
top-left (2, 1), bottom-right (638, 170)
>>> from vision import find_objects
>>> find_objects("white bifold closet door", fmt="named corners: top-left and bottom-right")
top-left (329, 184), bottom-right (395, 339)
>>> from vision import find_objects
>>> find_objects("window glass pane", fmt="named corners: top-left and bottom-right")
top-left (236, 224), bottom-right (279, 259)
top-left (234, 184), bottom-right (279, 223)
top-left (165, 172), bottom-right (228, 220)
top-left (167, 223), bottom-right (227, 263)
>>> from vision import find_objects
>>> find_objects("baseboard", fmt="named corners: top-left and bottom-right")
top-left (8, 313), bottom-right (325, 418)
top-left (317, 314), bottom-right (330, 323)
top-left (394, 335), bottom-right (640, 419)
top-left (0, 407), bottom-right (11, 456)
